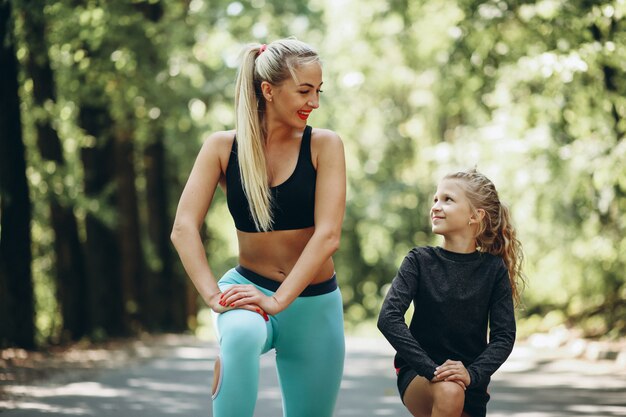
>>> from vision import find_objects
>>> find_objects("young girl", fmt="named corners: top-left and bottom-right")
top-left (377, 169), bottom-right (524, 417)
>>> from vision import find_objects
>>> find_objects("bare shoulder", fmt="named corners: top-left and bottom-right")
top-left (200, 130), bottom-right (235, 168)
top-left (311, 127), bottom-right (342, 143)
top-left (310, 128), bottom-right (345, 173)
top-left (310, 127), bottom-right (344, 155)
top-left (203, 130), bottom-right (236, 152)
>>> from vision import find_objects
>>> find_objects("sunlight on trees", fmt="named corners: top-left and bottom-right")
top-left (2, 0), bottom-right (625, 347)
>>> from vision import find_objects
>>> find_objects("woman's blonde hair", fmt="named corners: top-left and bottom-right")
top-left (444, 169), bottom-right (526, 305)
top-left (234, 38), bottom-right (320, 231)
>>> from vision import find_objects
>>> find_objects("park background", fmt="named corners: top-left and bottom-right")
top-left (1, 0), bottom-right (625, 350)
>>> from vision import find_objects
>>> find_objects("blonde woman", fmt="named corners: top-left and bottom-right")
top-left (171, 39), bottom-right (346, 417)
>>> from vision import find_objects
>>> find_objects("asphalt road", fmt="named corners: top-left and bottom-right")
top-left (1, 335), bottom-right (625, 416)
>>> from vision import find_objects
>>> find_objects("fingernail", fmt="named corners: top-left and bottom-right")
top-left (263, 314), bottom-right (269, 321)
top-left (230, 303), bottom-right (235, 307)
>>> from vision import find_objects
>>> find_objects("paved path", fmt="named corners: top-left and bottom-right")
top-left (1, 336), bottom-right (625, 416)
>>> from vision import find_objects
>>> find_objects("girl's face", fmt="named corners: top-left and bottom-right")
top-left (264, 62), bottom-right (323, 128)
top-left (430, 179), bottom-right (475, 237)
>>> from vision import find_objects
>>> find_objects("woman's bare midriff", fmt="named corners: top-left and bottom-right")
top-left (236, 226), bottom-right (335, 284)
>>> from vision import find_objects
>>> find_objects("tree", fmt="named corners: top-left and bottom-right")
top-left (0, 0), bottom-right (35, 348)
top-left (17, 0), bottom-right (88, 341)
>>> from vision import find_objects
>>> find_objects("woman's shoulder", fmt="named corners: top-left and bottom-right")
top-left (204, 130), bottom-right (236, 148)
top-left (197, 130), bottom-right (236, 171)
top-left (310, 128), bottom-right (344, 165)
top-left (201, 130), bottom-right (235, 156)
top-left (310, 127), bottom-right (343, 147)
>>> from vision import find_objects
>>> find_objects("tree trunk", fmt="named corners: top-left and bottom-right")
top-left (20, 2), bottom-right (88, 341)
top-left (79, 105), bottom-right (127, 338)
top-left (0, 0), bottom-right (35, 349)
top-left (113, 128), bottom-right (145, 330)
top-left (145, 137), bottom-right (187, 331)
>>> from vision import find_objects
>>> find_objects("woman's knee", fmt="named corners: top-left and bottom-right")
top-left (218, 309), bottom-right (267, 353)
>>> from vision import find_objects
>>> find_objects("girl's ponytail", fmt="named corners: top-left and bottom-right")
top-left (445, 169), bottom-right (525, 305)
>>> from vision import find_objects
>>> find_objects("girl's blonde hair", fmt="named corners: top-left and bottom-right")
top-left (444, 169), bottom-right (525, 305)
top-left (234, 38), bottom-right (320, 231)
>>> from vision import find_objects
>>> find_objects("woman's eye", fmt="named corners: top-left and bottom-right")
top-left (299, 91), bottom-right (309, 95)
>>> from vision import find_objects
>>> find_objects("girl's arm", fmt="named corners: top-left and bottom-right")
top-left (377, 252), bottom-right (439, 380)
top-left (466, 265), bottom-right (516, 389)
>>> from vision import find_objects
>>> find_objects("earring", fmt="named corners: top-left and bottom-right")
top-left (468, 220), bottom-right (472, 226)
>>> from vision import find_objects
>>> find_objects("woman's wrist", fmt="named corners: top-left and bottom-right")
top-left (204, 289), bottom-right (222, 305)
top-left (270, 295), bottom-right (286, 314)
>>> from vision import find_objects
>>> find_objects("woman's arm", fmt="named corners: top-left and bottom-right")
top-left (271, 129), bottom-right (346, 311)
top-left (223, 129), bottom-right (346, 314)
top-left (171, 132), bottom-right (260, 314)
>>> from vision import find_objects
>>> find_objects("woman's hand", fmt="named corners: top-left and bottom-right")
top-left (433, 359), bottom-right (471, 388)
top-left (219, 284), bottom-right (282, 317)
top-left (207, 290), bottom-right (270, 321)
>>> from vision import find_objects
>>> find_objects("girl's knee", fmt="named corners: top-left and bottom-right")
top-left (432, 381), bottom-right (465, 414)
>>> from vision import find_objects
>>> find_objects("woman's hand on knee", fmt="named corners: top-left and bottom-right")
top-left (219, 285), bottom-right (275, 319)
top-left (207, 291), bottom-right (230, 314)
top-left (433, 359), bottom-right (471, 387)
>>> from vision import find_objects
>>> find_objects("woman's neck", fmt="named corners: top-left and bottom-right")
top-left (263, 116), bottom-right (300, 145)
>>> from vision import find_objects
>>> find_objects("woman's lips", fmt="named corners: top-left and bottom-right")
top-left (297, 110), bottom-right (311, 120)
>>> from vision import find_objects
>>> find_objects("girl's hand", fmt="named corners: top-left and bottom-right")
top-left (433, 359), bottom-right (471, 388)
top-left (207, 290), bottom-right (269, 321)
top-left (219, 284), bottom-right (281, 317)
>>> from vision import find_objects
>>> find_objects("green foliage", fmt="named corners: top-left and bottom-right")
top-left (12, 0), bottom-right (626, 343)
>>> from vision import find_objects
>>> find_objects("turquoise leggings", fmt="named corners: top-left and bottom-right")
top-left (212, 266), bottom-right (345, 417)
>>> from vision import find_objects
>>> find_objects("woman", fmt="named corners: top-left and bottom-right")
top-left (171, 38), bottom-right (346, 417)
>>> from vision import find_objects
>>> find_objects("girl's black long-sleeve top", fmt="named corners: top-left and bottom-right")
top-left (377, 246), bottom-right (516, 390)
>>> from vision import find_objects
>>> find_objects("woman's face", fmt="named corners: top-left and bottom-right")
top-left (265, 62), bottom-right (323, 128)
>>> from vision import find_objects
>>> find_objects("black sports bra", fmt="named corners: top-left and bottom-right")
top-left (226, 126), bottom-right (316, 232)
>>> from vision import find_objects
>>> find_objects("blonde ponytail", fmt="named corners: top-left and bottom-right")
top-left (234, 39), bottom-right (319, 232)
top-left (445, 169), bottom-right (526, 306)
top-left (235, 45), bottom-right (273, 231)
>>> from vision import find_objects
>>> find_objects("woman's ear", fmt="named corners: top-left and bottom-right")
top-left (260, 81), bottom-right (273, 102)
